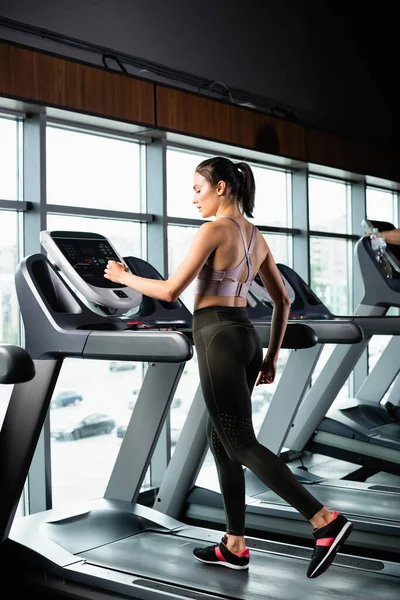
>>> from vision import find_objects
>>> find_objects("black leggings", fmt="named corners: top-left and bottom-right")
top-left (192, 305), bottom-right (323, 536)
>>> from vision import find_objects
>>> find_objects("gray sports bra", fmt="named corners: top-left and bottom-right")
top-left (194, 216), bottom-right (257, 299)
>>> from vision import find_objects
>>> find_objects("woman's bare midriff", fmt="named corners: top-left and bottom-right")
top-left (193, 293), bottom-right (248, 311)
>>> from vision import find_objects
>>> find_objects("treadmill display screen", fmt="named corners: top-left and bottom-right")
top-left (53, 237), bottom-right (125, 288)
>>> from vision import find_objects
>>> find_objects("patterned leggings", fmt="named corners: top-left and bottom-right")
top-left (192, 305), bottom-right (323, 536)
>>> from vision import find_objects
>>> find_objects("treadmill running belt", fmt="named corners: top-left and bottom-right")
top-left (79, 531), bottom-right (398, 600)
top-left (253, 485), bottom-right (400, 521)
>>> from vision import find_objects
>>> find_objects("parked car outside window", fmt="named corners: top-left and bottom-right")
top-left (51, 390), bottom-right (83, 409)
top-left (116, 424), bottom-right (127, 439)
top-left (51, 413), bottom-right (116, 440)
top-left (109, 361), bottom-right (137, 372)
top-left (128, 387), bottom-right (140, 410)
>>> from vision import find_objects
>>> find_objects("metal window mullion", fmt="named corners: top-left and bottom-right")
top-left (351, 179), bottom-right (368, 395)
top-left (0, 108), bottom-right (26, 119)
top-left (394, 191), bottom-right (399, 227)
top-left (292, 168), bottom-right (309, 282)
top-left (145, 138), bottom-right (170, 486)
top-left (23, 112), bottom-right (52, 514)
top-left (308, 230), bottom-right (360, 241)
top-left (0, 200), bottom-right (31, 210)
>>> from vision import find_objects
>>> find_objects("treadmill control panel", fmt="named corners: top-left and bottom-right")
top-left (40, 230), bottom-right (143, 315)
top-left (53, 237), bottom-right (123, 289)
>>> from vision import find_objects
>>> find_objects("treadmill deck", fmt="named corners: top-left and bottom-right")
top-left (77, 530), bottom-right (399, 600)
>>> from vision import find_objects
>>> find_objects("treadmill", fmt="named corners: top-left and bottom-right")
top-left (326, 219), bottom-right (400, 425)
top-left (3, 231), bottom-right (391, 599)
top-left (156, 261), bottom-right (400, 560)
top-left (285, 223), bottom-right (400, 475)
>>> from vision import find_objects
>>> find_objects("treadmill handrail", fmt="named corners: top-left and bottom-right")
top-left (0, 344), bottom-right (36, 384)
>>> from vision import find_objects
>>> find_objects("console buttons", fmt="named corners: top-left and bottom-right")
top-left (113, 290), bottom-right (129, 298)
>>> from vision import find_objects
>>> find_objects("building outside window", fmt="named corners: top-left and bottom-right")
top-left (308, 176), bottom-right (352, 401)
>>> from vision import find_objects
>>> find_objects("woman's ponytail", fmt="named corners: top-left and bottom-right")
top-left (236, 162), bottom-right (255, 218)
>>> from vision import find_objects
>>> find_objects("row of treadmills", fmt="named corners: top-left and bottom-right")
top-left (0, 221), bottom-right (400, 599)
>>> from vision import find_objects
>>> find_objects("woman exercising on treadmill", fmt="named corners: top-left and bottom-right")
top-left (104, 156), bottom-right (353, 579)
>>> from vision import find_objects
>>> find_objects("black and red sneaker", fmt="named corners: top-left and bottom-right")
top-left (307, 511), bottom-right (353, 579)
top-left (193, 535), bottom-right (250, 570)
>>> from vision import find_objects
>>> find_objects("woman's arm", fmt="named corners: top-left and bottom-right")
top-left (380, 228), bottom-right (400, 245)
top-left (104, 222), bottom-right (219, 302)
top-left (257, 247), bottom-right (291, 363)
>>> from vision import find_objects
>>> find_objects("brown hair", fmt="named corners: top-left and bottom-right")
top-left (195, 156), bottom-right (255, 218)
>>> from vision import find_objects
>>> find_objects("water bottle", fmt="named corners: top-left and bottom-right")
top-left (370, 228), bottom-right (393, 278)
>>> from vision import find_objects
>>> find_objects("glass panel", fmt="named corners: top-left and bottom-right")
top-left (263, 233), bottom-right (292, 267)
top-left (310, 237), bottom-right (351, 315)
top-left (252, 167), bottom-right (291, 227)
top-left (308, 177), bottom-right (349, 233)
top-left (46, 126), bottom-right (142, 212)
top-left (366, 188), bottom-right (396, 225)
top-left (166, 149), bottom-right (291, 229)
top-left (168, 224), bottom-right (198, 313)
top-left (368, 335), bottom-right (392, 373)
top-left (0, 211), bottom-right (19, 428)
top-left (311, 345), bottom-right (350, 403)
top-left (0, 117), bottom-right (18, 200)
top-left (0, 211), bottom-right (19, 343)
top-left (170, 351), bottom-right (198, 453)
top-left (50, 357), bottom-right (144, 507)
top-left (252, 349), bottom-right (290, 436)
top-left (167, 148), bottom-right (211, 218)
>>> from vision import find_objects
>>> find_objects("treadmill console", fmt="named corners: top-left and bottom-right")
top-left (40, 231), bottom-right (142, 315)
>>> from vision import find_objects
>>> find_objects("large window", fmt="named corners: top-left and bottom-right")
top-left (44, 127), bottom-right (146, 507)
top-left (308, 177), bottom-right (352, 402)
top-left (252, 166), bottom-right (292, 228)
top-left (309, 176), bottom-right (350, 234)
top-left (167, 149), bottom-right (208, 218)
top-left (366, 187), bottom-right (398, 225)
top-left (0, 211), bottom-right (20, 428)
top-left (0, 212), bottom-right (19, 344)
top-left (0, 116), bottom-right (20, 201)
top-left (168, 225), bottom-right (198, 313)
top-left (309, 237), bottom-right (351, 316)
top-left (50, 357), bottom-right (144, 507)
top-left (4, 109), bottom-right (398, 518)
top-left (309, 177), bottom-right (351, 314)
top-left (0, 116), bottom-right (22, 428)
top-left (46, 125), bottom-right (143, 212)
top-left (262, 233), bottom-right (292, 267)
